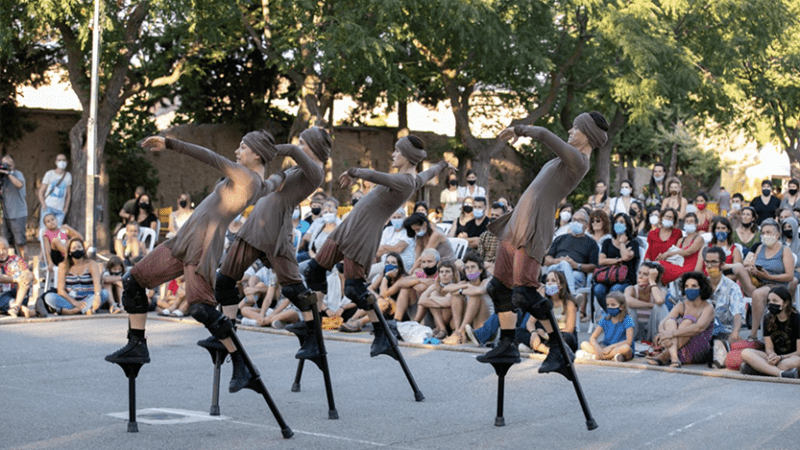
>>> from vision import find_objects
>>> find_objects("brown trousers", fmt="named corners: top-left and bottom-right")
top-left (130, 244), bottom-right (215, 306)
top-left (219, 237), bottom-right (303, 286)
top-left (493, 240), bottom-right (542, 288)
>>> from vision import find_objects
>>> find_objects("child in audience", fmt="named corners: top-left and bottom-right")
top-left (579, 291), bottom-right (634, 361)
top-left (101, 256), bottom-right (126, 314)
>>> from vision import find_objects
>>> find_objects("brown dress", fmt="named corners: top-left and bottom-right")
top-left (132, 139), bottom-right (284, 302)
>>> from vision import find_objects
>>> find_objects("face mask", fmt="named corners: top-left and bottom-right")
top-left (570, 221), bottom-right (584, 235)
top-left (697, 203), bottom-right (706, 211)
top-left (707, 267), bottom-right (721, 278)
top-left (423, 266), bottom-right (438, 276)
top-left (684, 288), bottom-right (700, 300)
top-left (466, 271), bottom-right (481, 281)
top-left (715, 231), bottom-right (728, 242)
top-left (449, 180), bottom-right (458, 187)
top-left (768, 304), bottom-right (783, 315)
top-left (613, 223), bottom-right (627, 235)
top-left (179, 200), bottom-right (188, 208)
top-left (56, 161), bottom-right (67, 170)
top-left (416, 229), bottom-right (427, 237)
top-left (685, 205), bottom-right (697, 214)
top-left (70, 250), bottom-right (86, 260)
top-left (139, 202), bottom-right (149, 208)
top-left (462, 205), bottom-right (473, 214)
top-left (607, 307), bottom-right (621, 317)
top-left (783, 229), bottom-right (793, 239)
top-left (654, 175), bottom-right (665, 183)
top-left (790, 189), bottom-right (798, 196)
top-left (560, 211), bottom-right (572, 222)
top-left (384, 264), bottom-right (398, 274)
top-left (391, 218), bottom-right (404, 230)
top-left (662, 219), bottom-right (674, 229)
top-left (292, 210), bottom-right (300, 220)
top-left (620, 187), bottom-right (632, 197)
top-left (352, 199), bottom-right (359, 207)
top-left (731, 203), bottom-right (741, 211)
top-left (684, 224), bottom-right (696, 234)
top-left (467, 179), bottom-right (477, 185)
top-left (323, 212), bottom-right (336, 223)
top-left (545, 284), bottom-right (559, 296)
top-left (473, 209), bottom-right (485, 219)
top-left (649, 215), bottom-right (660, 225)
top-left (762, 235), bottom-right (778, 246)
top-left (762, 188), bottom-right (771, 197)
top-left (311, 206), bottom-right (322, 216)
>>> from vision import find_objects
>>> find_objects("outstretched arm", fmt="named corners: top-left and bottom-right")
top-left (142, 137), bottom-right (253, 184)
top-left (500, 126), bottom-right (584, 169)
top-left (275, 144), bottom-right (323, 182)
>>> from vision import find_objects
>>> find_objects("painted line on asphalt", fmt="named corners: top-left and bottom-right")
top-left (640, 412), bottom-right (725, 448)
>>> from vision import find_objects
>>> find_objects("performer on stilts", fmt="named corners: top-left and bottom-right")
top-left (299, 135), bottom-right (454, 358)
top-left (214, 127), bottom-right (330, 340)
top-left (105, 131), bottom-right (286, 393)
top-left (477, 112), bottom-right (608, 376)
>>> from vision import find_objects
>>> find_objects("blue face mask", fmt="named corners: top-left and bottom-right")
top-left (416, 229), bottom-right (427, 237)
top-left (292, 210), bottom-right (300, 220)
top-left (391, 218), bottom-right (404, 230)
top-left (473, 209), bottom-right (485, 219)
top-left (715, 231), bottom-right (728, 242)
top-left (569, 221), bottom-right (584, 235)
top-left (685, 288), bottom-right (700, 300)
top-left (613, 223), bottom-right (627, 235)
top-left (607, 307), bottom-right (621, 317)
top-left (384, 264), bottom-right (398, 274)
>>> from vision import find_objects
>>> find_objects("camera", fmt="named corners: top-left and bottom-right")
top-left (0, 162), bottom-right (9, 181)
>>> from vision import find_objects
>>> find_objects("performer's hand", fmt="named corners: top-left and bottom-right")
top-left (498, 127), bottom-right (519, 145)
top-left (141, 136), bottom-right (166, 152)
top-left (444, 162), bottom-right (458, 173)
top-left (338, 171), bottom-right (354, 189)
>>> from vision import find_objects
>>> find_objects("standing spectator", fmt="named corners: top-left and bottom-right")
top-left (543, 208), bottom-right (598, 295)
top-left (717, 186), bottom-right (731, 217)
top-left (661, 177), bottom-right (688, 220)
top-left (588, 180), bottom-right (608, 211)
top-left (38, 153), bottom-right (72, 227)
top-left (704, 247), bottom-right (744, 343)
top-left (0, 237), bottom-right (35, 317)
top-left (694, 192), bottom-right (714, 233)
top-left (116, 186), bottom-right (145, 233)
top-left (460, 196), bottom-right (490, 248)
top-left (740, 286), bottom-right (800, 378)
top-left (440, 172), bottom-right (461, 222)
top-left (457, 169), bottom-right (486, 202)
top-left (732, 206), bottom-right (761, 252)
top-left (643, 163), bottom-right (667, 210)
top-left (132, 193), bottom-right (158, 232)
top-left (0, 155), bottom-right (27, 260)
top-left (593, 213), bottom-right (640, 311)
top-left (728, 193), bottom-right (744, 228)
top-left (166, 193), bottom-right (193, 239)
top-left (751, 179), bottom-right (781, 226)
top-left (606, 179), bottom-right (634, 217)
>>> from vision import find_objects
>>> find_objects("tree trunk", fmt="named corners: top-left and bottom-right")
top-left (668, 141), bottom-right (679, 178)
top-left (595, 109), bottom-right (626, 185)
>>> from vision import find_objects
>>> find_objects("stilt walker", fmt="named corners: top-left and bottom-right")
top-left (300, 135), bottom-right (453, 403)
top-left (213, 127), bottom-right (335, 417)
top-left (105, 132), bottom-right (293, 438)
top-left (477, 112), bottom-right (609, 430)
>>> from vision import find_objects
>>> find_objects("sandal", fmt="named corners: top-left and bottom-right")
top-left (110, 305), bottom-right (123, 315)
top-left (7, 306), bottom-right (19, 318)
top-left (646, 356), bottom-right (668, 366)
top-left (433, 329), bottom-right (447, 340)
top-left (669, 361), bottom-right (682, 368)
top-left (338, 320), bottom-right (362, 333)
top-left (746, 335), bottom-right (758, 343)
top-left (442, 332), bottom-right (464, 345)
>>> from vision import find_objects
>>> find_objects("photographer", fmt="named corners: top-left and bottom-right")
top-left (0, 155), bottom-right (27, 260)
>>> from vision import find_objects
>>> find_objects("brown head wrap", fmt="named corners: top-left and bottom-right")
top-left (300, 127), bottom-right (331, 162)
top-left (397, 136), bottom-right (427, 165)
top-left (242, 130), bottom-right (277, 163)
top-left (574, 112), bottom-right (608, 150)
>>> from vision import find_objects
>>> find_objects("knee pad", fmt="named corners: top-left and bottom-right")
top-left (215, 272), bottom-right (240, 306)
top-left (121, 273), bottom-right (149, 314)
top-left (512, 286), bottom-right (552, 320)
top-left (303, 259), bottom-right (328, 293)
top-left (344, 279), bottom-right (374, 310)
top-left (486, 277), bottom-right (513, 313)
top-left (189, 303), bottom-right (233, 340)
top-left (281, 282), bottom-right (316, 311)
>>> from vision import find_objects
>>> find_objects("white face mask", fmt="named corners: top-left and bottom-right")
top-left (662, 219), bottom-right (674, 228)
top-left (56, 161), bottom-right (67, 170)
top-left (620, 187), bottom-right (632, 197)
top-left (649, 215), bottom-right (660, 225)
top-left (684, 223), bottom-right (697, 234)
top-left (292, 209), bottom-right (300, 220)
top-left (731, 203), bottom-right (742, 211)
top-left (654, 175), bottom-right (665, 183)
top-left (322, 212), bottom-right (336, 223)
top-left (762, 235), bottom-right (778, 247)
top-left (560, 211), bottom-right (572, 222)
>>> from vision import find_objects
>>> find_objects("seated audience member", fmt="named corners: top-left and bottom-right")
top-left (648, 272), bottom-right (715, 367)
top-left (588, 180), bottom-right (608, 211)
top-left (342, 252), bottom-right (408, 332)
top-left (553, 203), bottom-right (574, 237)
top-left (779, 217), bottom-right (800, 279)
top-left (449, 198), bottom-right (476, 238)
top-left (114, 221), bottom-right (149, 264)
top-left (703, 247), bottom-right (744, 343)
top-left (543, 208), bottom-right (598, 296)
top-left (624, 262), bottom-right (669, 343)
top-left (41, 212), bottom-right (84, 270)
top-left (740, 286), bottom-right (800, 378)
top-left (101, 256), bottom-right (125, 314)
top-left (629, 200), bottom-right (646, 236)
top-left (443, 251), bottom-right (492, 345)
top-left (459, 196), bottom-right (490, 248)
top-left (495, 196), bottom-right (513, 212)
top-left (415, 261), bottom-right (461, 340)
top-left (303, 192), bottom-right (327, 226)
top-left (661, 177), bottom-right (688, 220)
top-left (404, 213), bottom-right (456, 270)
top-left (606, 180), bottom-right (634, 217)
top-left (643, 163), bottom-right (667, 210)
top-left (44, 238), bottom-right (108, 315)
top-left (368, 209), bottom-right (415, 281)
top-left (242, 295), bottom-right (302, 329)
top-left (593, 213), bottom-right (640, 311)
top-left (0, 237), bottom-right (35, 318)
top-left (520, 270), bottom-right (578, 353)
top-left (643, 207), bottom-right (661, 237)
top-left (166, 193), bottom-right (193, 239)
top-left (413, 201), bottom-right (429, 217)
top-left (646, 208), bottom-right (682, 262)
top-left (301, 197), bottom-right (341, 260)
top-left (588, 209), bottom-right (611, 249)
top-left (732, 206), bottom-right (760, 252)
top-left (700, 217), bottom-right (743, 270)
top-left (751, 179), bottom-right (780, 226)
top-left (132, 193), bottom-right (158, 232)
top-left (477, 202), bottom-right (506, 272)
top-left (656, 212), bottom-right (705, 284)
top-left (157, 276), bottom-right (187, 317)
top-left (692, 192), bottom-right (714, 233)
top-left (579, 291), bottom-right (634, 361)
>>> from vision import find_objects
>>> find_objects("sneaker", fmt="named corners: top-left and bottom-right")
top-left (539, 344), bottom-right (574, 380)
top-left (476, 338), bottom-right (521, 364)
top-left (272, 319), bottom-right (285, 329)
top-left (518, 343), bottom-right (530, 353)
top-left (160, 309), bottom-right (171, 316)
top-left (575, 349), bottom-right (591, 360)
top-left (228, 351), bottom-right (254, 393)
top-left (465, 324), bottom-right (480, 346)
top-left (739, 362), bottom-right (760, 376)
top-left (240, 318), bottom-right (258, 327)
top-left (105, 335), bottom-right (151, 364)
top-left (614, 353), bottom-right (626, 363)
top-left (780, 368), bottom-right (798, 378)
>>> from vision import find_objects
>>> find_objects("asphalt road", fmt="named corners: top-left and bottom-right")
top-left (1, 316), bottom-right (798, 450)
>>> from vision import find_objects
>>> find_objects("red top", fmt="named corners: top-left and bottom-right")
top-left (646, 228), bottom-right (682, 261)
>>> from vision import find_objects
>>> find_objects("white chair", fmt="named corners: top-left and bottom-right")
top-left (448, 237), bottom-right (469, 260)
top-left (436, 222), bottom-right (452, 235)
top-left (116, 226), bottom-right (157, 252)
top-left (37, 228), bottom-right (56, 292)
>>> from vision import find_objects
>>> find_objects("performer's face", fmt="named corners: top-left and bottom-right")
top-left (567, 126), bottom-right (588, 148)
top-left (236, 142), bottom-right (259, 167)
top-left (392, 148), bottom-right (409, 168)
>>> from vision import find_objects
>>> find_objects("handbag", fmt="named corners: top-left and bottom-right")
top-left (593, 264), bottom-right (628, 285)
